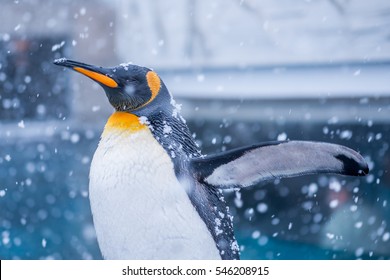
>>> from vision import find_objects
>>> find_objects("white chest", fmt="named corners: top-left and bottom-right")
top-left (89, 128), bottom-right (221, 260)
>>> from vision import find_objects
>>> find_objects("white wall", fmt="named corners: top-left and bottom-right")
top-left (113, 0), bottom-right (390, 68)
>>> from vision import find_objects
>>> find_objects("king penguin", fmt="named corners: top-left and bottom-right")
top-left (54, 58), bottom-right (369, 260)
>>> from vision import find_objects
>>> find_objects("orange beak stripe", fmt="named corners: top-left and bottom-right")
top-left (74, 67), bottom-right (118, 88)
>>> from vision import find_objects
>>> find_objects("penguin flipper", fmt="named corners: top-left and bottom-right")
top-left (192, 141), bottom-right (368, 189)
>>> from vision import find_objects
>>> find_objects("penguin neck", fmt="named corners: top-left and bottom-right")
top-left (103, 111), bottom-right (147, 135)
top-left (144, 108), bottom-right (201, 175)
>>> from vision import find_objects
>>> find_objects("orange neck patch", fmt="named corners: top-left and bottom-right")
top-left (144, 71), bottom-right (161, 106)
top-left (104, 112), bottom-right (146, 133)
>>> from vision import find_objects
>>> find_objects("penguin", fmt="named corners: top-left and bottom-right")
top-left (54, 58), bottom-right (369, 260)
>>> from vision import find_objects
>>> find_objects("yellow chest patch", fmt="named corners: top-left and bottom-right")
top-left (104, 112), bottom-right (146, 133)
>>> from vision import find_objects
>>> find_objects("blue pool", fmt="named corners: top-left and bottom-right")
top-left (1, 109), bottom-right (389, 259)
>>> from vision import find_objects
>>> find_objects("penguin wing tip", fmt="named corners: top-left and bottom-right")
top-left (335, 153), bottom-right (369, 177)
top-left (358, 163), bottom-right (369, 176)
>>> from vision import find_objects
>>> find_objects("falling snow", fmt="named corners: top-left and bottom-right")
top-left (329, 199), bottom-right (339, 209)
top-left (383, 232), bottom-right (390, 242)
top-left (51, 41), bottom-right (65, 52)
top-left (252, 231), bottom-right (260, 239)
top-left (340, 130), bottom-right (353, 140)
top-left (277, 132), bottom-right (287, 141)
top-left (1, 0), bottom-right (389, 262)
top-left (0, 190), bottom-right (6, 197)
top-left (234, 191), bottom-right (243, 208)
top-left (119, 62), bottom-right (132, 71)
top-left (163, 124), bottom-right (172, 135)
top-left (70, 133), bottom-right (80, 144)
top-left (329, 180), bottom-right (341, 192)
top-left (256, 203), bottom-right (268, 214)
top-left (170, 99), bottom-right (182, 119)
top-left (139, 116), bottom-right (150, 126)
top-left (355, 221), bottom-right (363, 229)
top-left (326, 233), bottom-right (335, 239)
top-left (355, 247), bottom-right (364, 258)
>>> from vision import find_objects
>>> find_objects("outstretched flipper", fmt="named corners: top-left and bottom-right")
top-left (192, 141), bottom-right (369, 189)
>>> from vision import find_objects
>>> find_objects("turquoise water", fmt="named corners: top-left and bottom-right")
top-left (238, 235), bottom-right (370, 260)
top-left (1, 120), bottom-right (389, 259)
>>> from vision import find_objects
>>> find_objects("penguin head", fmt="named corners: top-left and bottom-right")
top-left (54, 58), bottom-right (167, 113)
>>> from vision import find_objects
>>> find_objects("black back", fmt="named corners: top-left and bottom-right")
top-left (134, 97), bottom-right (240, 259)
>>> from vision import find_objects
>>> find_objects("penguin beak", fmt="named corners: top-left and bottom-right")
top-left (53, 58), bottom-right (118, 88)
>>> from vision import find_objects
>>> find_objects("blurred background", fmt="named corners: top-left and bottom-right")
top-left (0, 0), bottom-right (390, 260)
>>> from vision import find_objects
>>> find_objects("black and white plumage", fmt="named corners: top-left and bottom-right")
top-left (54, 58), bottom-right (368, 260)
